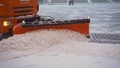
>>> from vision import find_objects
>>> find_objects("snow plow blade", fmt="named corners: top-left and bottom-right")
top-left (13, 19), bottom-right (90, 36)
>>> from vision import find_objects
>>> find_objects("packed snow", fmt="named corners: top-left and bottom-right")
top-left (0, 3), bottom-right (120, 68)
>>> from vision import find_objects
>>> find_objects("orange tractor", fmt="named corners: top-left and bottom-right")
top-left (0, 0), bottom-right (90, 40)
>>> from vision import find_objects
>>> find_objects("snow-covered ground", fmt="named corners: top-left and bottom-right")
top-left (0, 54), bottom-right (120, 68)
top-left (0, 3), bottom-right (120, 68)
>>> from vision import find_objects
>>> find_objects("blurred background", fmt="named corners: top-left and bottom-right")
top-left (38, 0), bottom-right (120, 4)
top-left (38, 0), bottom-right (120, 33)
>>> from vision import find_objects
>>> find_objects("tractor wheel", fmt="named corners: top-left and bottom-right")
top-left (0, 33), bottom-right (3, 41)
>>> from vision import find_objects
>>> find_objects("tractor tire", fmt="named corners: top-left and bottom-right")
top-left (0, 33), bottom-right (3, 41)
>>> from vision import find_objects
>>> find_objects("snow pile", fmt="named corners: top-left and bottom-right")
top-left (0, 29), bottom-right (88, 52)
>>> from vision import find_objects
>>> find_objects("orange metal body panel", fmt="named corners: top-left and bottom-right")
top-left (0, 0), bottom-right (38, 34)
top-left (0, 0), bottom-right (38, 17)
top-left (13, 23), bottom-right (89, 36)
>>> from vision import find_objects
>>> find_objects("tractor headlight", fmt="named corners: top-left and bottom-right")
top-left (87, 16), bottom-right (90, 19)
top-left (22, 20), bottom-right (26, 25)
top-left (3, 21), bottom-right (12, 27)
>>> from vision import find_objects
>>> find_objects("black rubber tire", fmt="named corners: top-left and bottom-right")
top-left (0, 33), bottom-right (3, 41)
